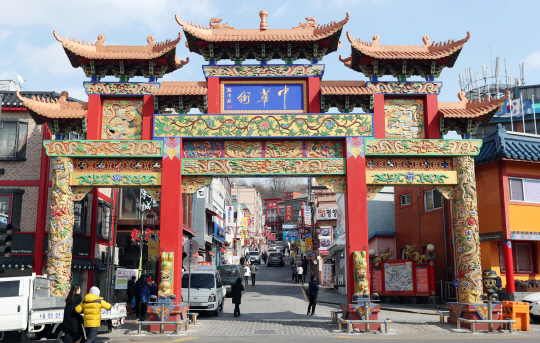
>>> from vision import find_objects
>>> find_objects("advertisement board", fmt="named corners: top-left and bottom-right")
top-left (304, 207), bottom-right (311, 225)
top-left (225, 206), bottom-right (234, 227)
top-left (282, 224), bottom-right (297, 230)
top-left (283, 230), bottom-right (299, 241)
top-left (285, 204), bottom-right (293, 221)
top-left (115, 268), bottom-right (139, 289)
top-left (305, 233), bottom-right (313, 259)
top-left (316, 207), bottom-right (338, 220)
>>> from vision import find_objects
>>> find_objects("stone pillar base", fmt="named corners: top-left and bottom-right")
top-left (146, 313), bottom-right (186, 332)
top-left (340, 302), bottom-right (381, 331)
top-left (447, 302), bottom-right (502, 330)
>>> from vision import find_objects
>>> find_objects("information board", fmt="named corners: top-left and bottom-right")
top-left (415, 265), bottom-right (429, 294)
top-left (384, 260), bottom-right (413, 293)
top-left (371, 267), bottom-right (383, 293)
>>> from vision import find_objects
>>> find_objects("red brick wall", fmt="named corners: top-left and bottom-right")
top-left (394, 186), bottom-right (454, 285)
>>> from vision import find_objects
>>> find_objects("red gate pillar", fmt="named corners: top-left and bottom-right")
top-left (160, 138), bottom-right (184, 297)
top-left (345, 137), bottom-right (369, 303)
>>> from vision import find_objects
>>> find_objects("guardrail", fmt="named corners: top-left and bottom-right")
top-left (439, 310), bottom-right (449, 323)
top-left (456, 318), bottom-right (516, 333)
top-left (337, 318), bottom-right (392, 334)
top-left (330, 310), bottom-right (342, 324)
top-left (134, 320), bottom-right (189, 335)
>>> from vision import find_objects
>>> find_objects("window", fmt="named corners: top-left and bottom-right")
top-left (424, 189), bottom-right (442, 211)
top-left (400, 194), bottom-right (411, 206)
top-left (0, 189), bottom-right (24, 228)
top-left (509, 177), bottom-right (540, 203)
top-left (0, 281), bottom-right (20, 297)
top-left (232, 195), bottom-right (237, 202)
top-left (0, 194), bottom-right (12, 223)
top-left (499, 242), bottom-right (535, 274)
top-left (68, 131), bottom-right (84, 140)
top-left (73, 196), bottom-right (88, 235)
top-left (0, 120), bottom-right (28, 161)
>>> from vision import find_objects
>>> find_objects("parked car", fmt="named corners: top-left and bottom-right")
top-left (217, 264), bottom-right (243, 297)
top-left (181, 265), bottom-right (225, 316)
top-left (249, 251), bottom-right (261, 265)
top-left (267, 252), bottom-right (285, 267)
top-left (268, 244), bottom-right (277, 251)
top-left (522, 292), bottom-right (540, 322)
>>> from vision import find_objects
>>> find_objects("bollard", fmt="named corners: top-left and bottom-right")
top-left (470, 321), bottom-right (475, 333)
top-left (136, 321), bottom-right (141, 335)
top-left (384, 320), bottom-right (389, 334)
top-left (160, 303), bottom-right (166, 334)
top-left (347, 321), bottom-right (352, 334)
top-left (364, 301), bottom-right (370, 332)
top-left (457, 319), bottom-right (461, 330)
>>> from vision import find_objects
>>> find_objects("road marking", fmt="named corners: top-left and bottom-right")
top-left (116, 336), bottom-right (197, 343)
top-left (300, 284), bottom-right (309, 302)
top-left (336, 336), bottom-right (535, 340)
top-left (169, 337), bottom-right (197, 343)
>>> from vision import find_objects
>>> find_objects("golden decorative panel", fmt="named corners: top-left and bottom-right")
top-left (384, 99), bottom-right (424, 139)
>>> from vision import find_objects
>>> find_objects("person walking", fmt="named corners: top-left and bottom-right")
top-left (76, 286), bottom-right (111, 343)
top-left (292, 263), bottom-right (298, 283)
top-left (249, 263), bottom-right (258, 286)
top-left (239, 255), bottom-right (245, 266)
top-left (149, 276), bottom-right (158, 297)
top-left (62, 284), bottom-right (83, 343)
top-left (262, 251), bottom-right (268, 264)
top-left (231, 277), bottom-right (245, 317)
top-left (243, 264), bottom-right (251, 288)
top-left (134, 275), bottom-right (146, 318)
top-left (140, 278), bottom-right (152, 321)
top-left (127, 276), bottom-right (136, 307)
top-left (307, 275), bottom-right (319, 316)
top-left (297, 264), bottom-right (304, 284)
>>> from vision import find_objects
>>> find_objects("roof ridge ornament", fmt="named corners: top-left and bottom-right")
top-left (210, 18), bottom-right (235, 30)
top-left (260, 10), bottom-right (268, 30)
top-left (293, 16), bottom-right (317, 29)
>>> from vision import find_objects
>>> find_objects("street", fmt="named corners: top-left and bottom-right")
top-left (69, 243), bottom-right (538, 342)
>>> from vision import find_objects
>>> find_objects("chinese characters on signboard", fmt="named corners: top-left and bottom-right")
top-left (221, 82), bottom-right (306, 113)
top-left (316, 207), bottom-right (338, 220)
top-left (285, 204), bottom-right (293, 221)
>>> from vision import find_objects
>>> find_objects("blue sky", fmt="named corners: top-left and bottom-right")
top-left (1, 0), bottom-right (538, 110)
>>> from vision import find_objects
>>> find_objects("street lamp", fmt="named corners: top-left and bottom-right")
top-left (425, 244), bottom-right (436, 260)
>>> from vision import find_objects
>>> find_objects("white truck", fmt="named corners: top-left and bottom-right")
top-left (0, 274), bottom-right (126, 342)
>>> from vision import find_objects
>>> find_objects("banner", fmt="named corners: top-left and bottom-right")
top-left (305, 233), bottom-right (313, 259)
top-left (283, 230), bottom-right (299, 241)
top-left (148, 235), bottom-right (160, 261)
top-left (304, 207), bottom-right (312, 225)
top-left (115, 268), bottom-right (138, 289)
top-left (319, 229), bottom-right (332, 254)
top-left (226, 206), bottom-right (234, 227)
top-left (285, 204), bottom-right (293, 221)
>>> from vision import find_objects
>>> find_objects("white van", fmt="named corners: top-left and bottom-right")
top-left (181, 265), bottom-right (225, 316)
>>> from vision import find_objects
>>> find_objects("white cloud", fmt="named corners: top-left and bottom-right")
top-left (524, 52), bottom-right (540, 70)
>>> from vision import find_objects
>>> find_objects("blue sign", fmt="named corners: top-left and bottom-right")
top-left (221, 82), bottom-right (306, 113)
top-left (304, 233), bottom-right (312, 239)
top-left (213, 223), bottom-right (225, 240)
top-left (283, 231), bottom-right (299, 242)
top-left (453, 278), bottom-right (459, 288)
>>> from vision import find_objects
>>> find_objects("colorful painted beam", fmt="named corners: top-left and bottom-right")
top-left (366, 81), bottom-right (442, 94)
top-left (366, 170), bottom-right (457, 185)
top-left (203, 64), bottom-right (325, 78)
top-left (154, 114), bottom-right (373, 138)
top-left (182, 158), bottom-right (345, 175)
top-left (43, 140), bottom-right (163, 157)
top-left (364, 138), bottom-right (482, 156)
top-left (70, 172), bottom-right (161, 186)
top-left (84, 82), bottom-right (160, 95)
top-left (365, 157), bottom-right (453, 171)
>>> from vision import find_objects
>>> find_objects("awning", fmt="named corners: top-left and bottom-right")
top-left (205, 208), bottom-right (224, 221)
top-left (183, 224), bottom-right (195, 237)
top-left (213, 235), bottom-right (226, 245)
top-left (94, 258), bottom-right (107, 271)
top-left (0, 256), bottom-right (33, 269)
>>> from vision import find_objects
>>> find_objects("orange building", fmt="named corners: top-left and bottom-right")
top-left (475, 124), bottom-right (540, 298)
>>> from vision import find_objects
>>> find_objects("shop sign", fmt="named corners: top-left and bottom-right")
top-left (283, 231), bottom-right (298, 241)
top-left (226, 206), bottom-right (234, 227)
top-left (10, 233), bottom-right (35, 254)
top-left (131, 228), bottom-right (159, 245)
top-left (304, 207), bottom-right (311, 225)
top-left (316, 207), bottom-right (338, 220)
top-left (306, 233), bottom-right (313, 259)
top-left (115, 268), bottom-right (138, 289)
top-left (282, 224), bottom-right (297, 230)
top-left (148, 235), bottom-right (160, 261)
top-left (267, 201), bottom-right (278, 209)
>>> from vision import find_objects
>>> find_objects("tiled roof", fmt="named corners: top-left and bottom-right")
top-left (346, 31), bottom-right (470, 61)
top-left (439, 91), bottom-right (509, 123)
top-left (1, 91), bottom-right (79, 109)
top-left (16, 90), bottom-right (87, 124)
top-left (320, 81), bottom-right (374, 95)
top-left (152, 81), bottom-right (208, 96)
top-left (176, 12), bottom-right (350, 42)
top-left (475, 124), bottom-right (540, 165)
top-left (53, 31), bottom-right (189, 69)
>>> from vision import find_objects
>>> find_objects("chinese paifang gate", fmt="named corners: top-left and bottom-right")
top-left (18, 9), bottom-right (507, 326)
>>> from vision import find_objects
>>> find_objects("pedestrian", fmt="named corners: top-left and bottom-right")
top-left (244, 264), bottom-right (251, 288)
top-left (127, 276), bottom-right (136, 307)
top-left (231, 277), bottom-right (245, 317)
top-left (76, 286), bottom-right (111, 343)
top-left (307, 275), bottom-right (319, 316)
top-left (134, 275), bottom-right (146, 318)
top-left (262, 251), bottom-right (268, 264)
top-left (149, 276), bottom-right (158, 297)
top-left (239, 255), bottom-right (245, 266)
top-left (62, 284), bottom-right (83, 343)
top-left (302, 256), bottom-right (308, 283)
top-left (140, 277), bottom-right (152, 321)
top-left (297, 264), bottom-right (304, 284)
top-left (292, 263), bottom-right (298, 283)
top-left (250, 263), bottom-right (258, 286)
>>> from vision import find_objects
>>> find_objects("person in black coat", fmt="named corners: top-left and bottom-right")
top-left (231, 277), bottom-right (245, 317)
top-left (307, 274), bottom-right (319, 316)
top-left (62, 284), bottom-right (83, 343)
top-left (127, 276), bottom-right (136, 305)
top-left (134, 274), bottom-right (147, 317)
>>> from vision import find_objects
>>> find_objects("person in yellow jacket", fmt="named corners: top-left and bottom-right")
top-left (75, 286), bottom-right (111, 343)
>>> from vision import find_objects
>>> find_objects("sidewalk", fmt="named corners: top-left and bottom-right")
top-left (302, 284), bottom-right (443, 315)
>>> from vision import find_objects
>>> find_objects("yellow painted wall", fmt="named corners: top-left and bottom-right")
top-left (476, 163), bottom-right (502, 234)
top-left (509, 205), bottom-right (540, 232)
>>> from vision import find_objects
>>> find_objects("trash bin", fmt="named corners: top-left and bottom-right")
top-left (502, 301), bottom-right (530, 331)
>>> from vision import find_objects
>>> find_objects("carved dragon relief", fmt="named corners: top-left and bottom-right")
top-left (210, 18), bottom-right (234, 29)
top-left (293, 17), bottom-right (317, 29)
